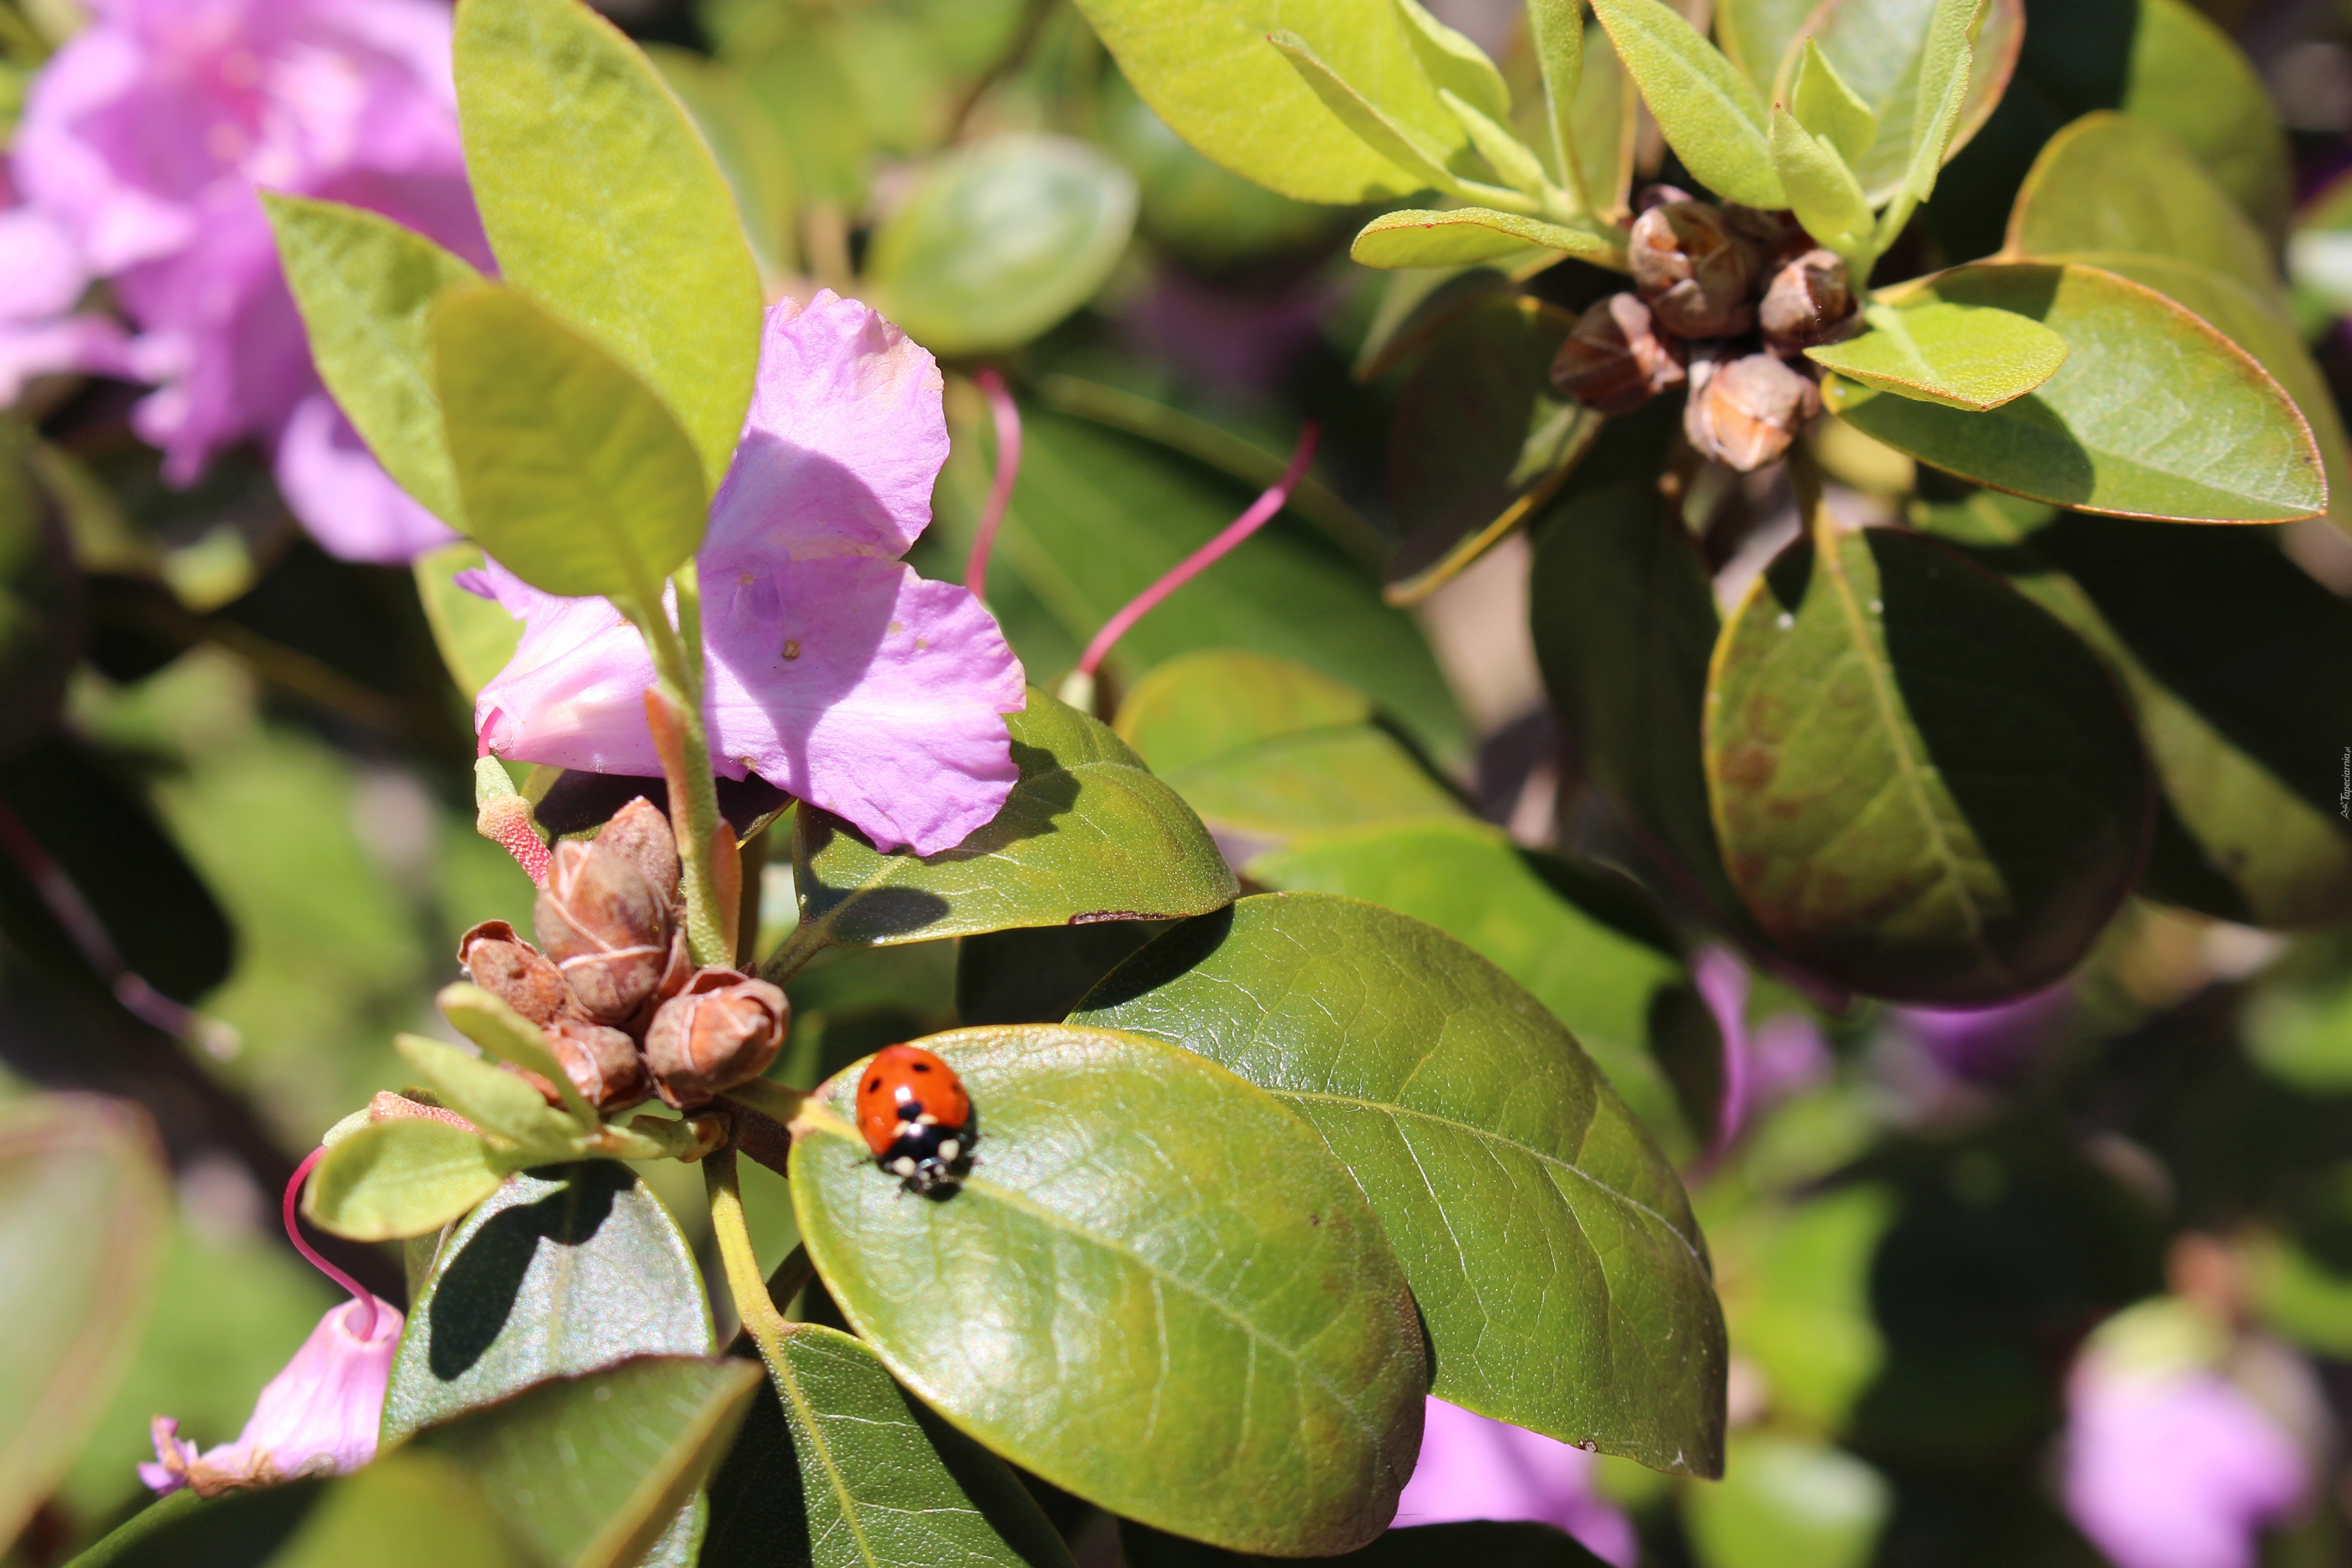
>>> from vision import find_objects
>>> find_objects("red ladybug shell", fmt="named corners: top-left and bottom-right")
top-left (856, 1044), bottom-right (974, 1158)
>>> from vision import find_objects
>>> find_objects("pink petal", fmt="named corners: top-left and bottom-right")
top-left (273, 392), bottom-right (457, 563)
top-left (0, 314), bottom-right (131, 404)
top-left (0, 205), bottom-right (89, 322)
top-left (472, 561), bottom-right (661, 777)
top-left (1391, 1398), bottom-right (1639, 1568)
top-left (706, 292), bottom-right (948, 564)
top-left (704, 555), bottom-right (1023, 855)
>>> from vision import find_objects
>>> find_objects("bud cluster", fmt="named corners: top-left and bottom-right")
top-left (1552, 189), bottom-right (1860, 472)
top-left (456, 798), bottom-right (786, 1113)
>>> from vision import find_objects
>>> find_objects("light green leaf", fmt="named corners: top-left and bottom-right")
top-left (438, 980), bottom-right (600, 1129)
top-left (1715, 0), bottom-right (1816, 87)
top-left (303, 1118), bottom-right (517, 1243)
top-left (1571, 20), bottom-right (1635, 218)
top-left (766, 688), bottom-right (1235, 973)
top-left (263, 195), bottom-right (483, 530)
top-left (410, 1357), bottom-right (762, 1568)
top-left (1526, 0), bottom-right (1586, 205)
top-left (1075, 895), bottom-right (1724, 1473)
top-left (1704, 525), bottom-right (2149, 1002)
top-left (706, 1325), bottom-right (1078, 1568)
top-left (1801, 0), bottom-right (2024, 206)
top-left (1824, 262), bottom-right (2327, 523)
top-left (1716, 1186), bottom-right (1894, 1433)
top-left (0, 1097), bottom-right (170, 1547)
top-left (1683, 1435), bottom-right (1890, 1568)
top-left (433, 283), bottom-right (709, 603)
top-left (864, 132), bottom-right (1137, 357)
top-left (1069, 0), bottom-right (1471, 204)
top-left (1439, 88), bottom-right (1552, 201)
top-left (1350, 206), bottom-right (1622, 269)
top-left (1393, 0), bottom-right (1511, 122)
top-left (415, 541), bottom-right (525, 699)
top-left (454, 0), bottom-right (762, 489)
top-left (792, 1025), bottom-right (1428, 1556)
top-left (1806, 299), bottom-right (2067, 412)
top-left (1890, 0), bottom-right (1983, 211)
top-left (392, 1034), bottom-right (588, 1158)
top-left (1587, 0), bottom-right (1783, 208)
top-left (645, 45), bottom-right (799, 282)
top-left (1790, 39), bottom-right (1877, 165)
top-left (2126, 0), bottom-right (2291, 239)
top-left (1770, 107), bottom-right (1874, 268)
top-left (1269, 30), bottom-right (1481, 201)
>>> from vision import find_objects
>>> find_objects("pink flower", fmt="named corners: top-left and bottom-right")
top-left (1392, 1397), bottom-right (1639, 1566)
top-left (2063, 1306), bottom-right (2309, 1568)
top-left (140, 1296), bottom-right (402, 1498)
top-left (0, 167), bottom-right (130, 402)
top-left (468, 291), bottom-right (1027, 857)
top-left (6, 0), bottom-right (487, 563)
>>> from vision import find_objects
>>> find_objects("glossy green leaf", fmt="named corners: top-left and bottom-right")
top-left (865, 133), bottom-right (1138, 357)
top-left (1806, 300), bottom-right (2067, 412)
top-left (1350, 207), bottom-right (1622, 270)
top-left (1770, 107), bottom-right (1874, 268)
top-left (706, 1325), bottom-right (1078, 1568)
top-left (2006, 112), bottom-right (2278, 303)
top-left (791, 1024), bottom-right (1427, 1555)
top-left (454, 0), bottom-right (761, 489)
top-left (392, 1035), bottom-right (588, 1157)
top-left (1388, 295), bottom-right (1598, 602)
top-left (304, 1118), bottom-right (517, 1242)
top-left (1825, 262), bottom-right (2326, 523)
top-left (768, 689), bottom-right (1234, 971)
top-left (1528, 483), bottom-right (1744, 924)
top-left (2124, 0), bottom-right (2290, 239)
top-left (0, 1096), bottom-right (170, 1546)
top-left (263, 196), bottom-right (484, 529)
top-left (409, 1357), bottom-right (761, 1568)
top-left (1790, 40), bottom-right (1877, 166)
top-left (1121, 1518), bottom-right (1614, 1566)
top-left (1114, 650), bottom-right (1467, 845)
top-left (1801, 0), bottom-right (2026, 206)
top-left (433, 284), bottom-right (709, 602)
top-left (1705, 525), bottom-right (2149, 1002)
top-left (1682, 1435), bottom-right (1889, 1568)
top-left (1587, 0), bottom-right (1782, 208)
top-left (1068, 0), bottom-right (1472, 204)
top-left (1075, 894), bottom-right (1725, 1475)
top-left (416, 541), bottom-right (525, 698)
top-left (385, 1162), bottom-right (713, 1441)
top-left (1245, 820), bottom-right (1718, 1152)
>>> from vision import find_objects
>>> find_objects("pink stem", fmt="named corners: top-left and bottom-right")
top-left (1075, 423), bottom-right (1320, 681)
top-left (285, 1147), bottom-right (380, 1339)
top-left (964, 368), bottom-right (1023, 601)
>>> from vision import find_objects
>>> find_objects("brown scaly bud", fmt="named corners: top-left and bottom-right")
top-left (1634, 183), bottom-right (1693, 213)
top-left (626, 927), bottom-right (696, 1040)
top-left (1724, 205), bottom-right (1814, 270)
top-left (643, 968), bottom-right (789, 1110)
top-left (456, 920), bottom-right (568, 1025)
top-left (595, 797), bottom-right (681, 913)
top-left (534, 839), bottom-right (671, 1025)
top-left (1629, 200), bottom-right (1760, 339)
top-left (544, 1015), bottom-right (652, 1112)
top-left (1552, 294), bottom-right (1687, 415)
top-left (1760, 249), bottom-right (1859, 356)
top-left (1685, 352), bottom-right (1823, 473)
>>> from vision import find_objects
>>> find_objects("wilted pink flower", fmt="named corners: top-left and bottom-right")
top-left (2063, 1303), bottom-right (2309, 1568)
top-left (467, 291), bottom-right (1026, 857)
top-left (6, 0), bottom-right (487, 562)
top-left (1392, 1397), bottom-right (1638, 1566)
top-left (140, 1295), bottom-right (402, 1497)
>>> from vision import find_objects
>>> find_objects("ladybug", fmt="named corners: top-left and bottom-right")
top-left (855, 1044), bottom-right (977, 1195)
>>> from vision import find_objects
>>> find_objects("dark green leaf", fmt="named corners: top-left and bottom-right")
top-left (791, 1024), bottom-right (1427, 1555)
top-left (1121, 1518), bottom-right (1613, 1566)
top-left (706, 1326), bottom-right (1078, 1568)
top-left (1704, 525), bottom-right (2148, 1002)
top-left (433, 284), bottom-right (709, 602)
top-left (769, 688), bottom-right (1234, 972)
top-left (1825, 262), bottom-right (2326, 523)
top-left (0, 1096), bottom-right (170, 1545)
top-left (408, 1357), bottom-right (762, 1568)
top-left (455, 0), bottom-right (762, 489)
top-left (263, 195), bottom-right (485, 529)
top-left (866, 133), bottom-right (1138, 356)
top-left (0, 426), bottom-right (80, 758)
top-left (1074, 894), bottom-right (1725, 1475)
top-left (956, 921), bottom-right (1168, 1029)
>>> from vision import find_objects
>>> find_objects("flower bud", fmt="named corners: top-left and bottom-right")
top-left (643, 968), bottom-right (789, 1109)
top-left (1629, 200), bottom-right (1759, 339)
top-left (534, 839), bottom-right (671, 1025)
top-left (455, 920), bottom-right (567, 1025)
top-left (544, 1015), bottom-right (652, 1112)
top-left (1552, 294), bottom-right (1686, 415)
top-left (1685, 352), bottom-right (1822, 472)
top-left (1724, 205), bottom-right (1813, 270)
top-left (1760, 249), bottom-right (1858, 355)
top-left (595, 797), bottom-right (681, 912)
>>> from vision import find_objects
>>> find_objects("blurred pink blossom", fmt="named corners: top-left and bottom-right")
top-left (140, 1296), bottom-right (402, 1497)
top-left (1894, 980), bottom-right (2076, 1086)
top-left (467, 291), bottom-right (1026, 857)
top-left (1693, 946), bottom-right (1831, 1160)
top-left (6, 0), bottom-right (488, 562)
top-left (1392, 1396), bottom-right (1638, 1566)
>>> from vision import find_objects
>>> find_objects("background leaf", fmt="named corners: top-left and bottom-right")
top-left (1075, 894), bottom-right (1726, 1475)
top-left (791, 1024), bottom-right (1428, 1556)
top-left (1704, 525), bottom-right (2149, 1002)
top-left (1681, 1434), bottom-right (1889, 1568)
top-left (455, 0), bottom-right (762, 488)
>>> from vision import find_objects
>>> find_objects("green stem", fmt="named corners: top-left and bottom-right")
top-left (624, 569), bottom-right (731, 969)
top-left (706, 1147), bottom-right (799, 1366)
